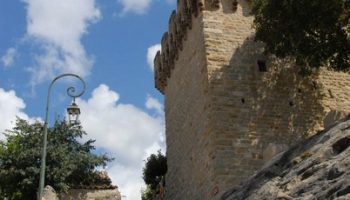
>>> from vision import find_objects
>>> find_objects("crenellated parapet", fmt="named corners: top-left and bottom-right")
top-left (154, 0), bottom-right (254, 93)
top-left (156, 0), bottom-right (237, 93)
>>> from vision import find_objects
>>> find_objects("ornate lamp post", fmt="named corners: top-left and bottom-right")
top-left (37, 73), bottom-right (86, 200)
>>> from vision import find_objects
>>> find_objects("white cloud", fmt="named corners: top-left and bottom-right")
top-left (22, 0), bottom-right (101, 85)
top-left (0, 88), bottom-right (38, 140)
top-left (1, 48), bottom-right (17, 68)
top-left (77, 84), bottom-right (165, 200)
top-left (118, 0), bottom-right (152, 15)
top-left (146, 95), bottom-right (163, 115)
top-left (147, 44), bottom-right (161, 71)
top-left (117, 0), bottom-right (175, 15)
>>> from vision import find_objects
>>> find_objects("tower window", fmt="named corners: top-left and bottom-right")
top-left (289, 101), bottom-right (294, 107)
top-left (232, 0), bottom-right (238, 11)
top-left (257, 60), bottom-right (267, 72)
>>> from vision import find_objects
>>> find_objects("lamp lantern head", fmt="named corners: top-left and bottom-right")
top-left (67, 99), bottom-right (81, 125)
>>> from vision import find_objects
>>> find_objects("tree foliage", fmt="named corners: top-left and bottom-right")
top-left (252, 0), bottom-right (350, 71)
top-left (142, 150), bottom-right (167, 200)
top-left (0, 119), bottom-right (112, 200)
top-left (141, 186), bottom-right (154, 200)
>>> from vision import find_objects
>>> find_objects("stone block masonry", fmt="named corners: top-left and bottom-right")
top-left (60, 189), bottom-right (121, 200)
top-left (154, 0), bottom-right (350, 199)
top-left (41, 185), bottom-right (121, 200)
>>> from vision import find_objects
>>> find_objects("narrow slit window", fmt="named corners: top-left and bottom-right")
top-left (257, 60), bottom-right (267, 72)
top-left (232, 0), bottom-right (238, 11)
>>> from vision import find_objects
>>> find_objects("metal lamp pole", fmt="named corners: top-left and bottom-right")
top-left (37, 73), bottom-right (86, 200)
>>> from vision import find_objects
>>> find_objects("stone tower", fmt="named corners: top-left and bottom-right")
top-left (154, 0), bottom-right (350, 199)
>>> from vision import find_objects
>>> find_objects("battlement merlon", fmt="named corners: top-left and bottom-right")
top-left (153, 0), bottom-right (218, 94)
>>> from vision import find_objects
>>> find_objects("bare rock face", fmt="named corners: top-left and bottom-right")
top-left (323, 110), bottom-right (348, 129)
top-left (221, 116), bottom-right (350, 200)
top-left (42, 185), bottom-right (59, 200)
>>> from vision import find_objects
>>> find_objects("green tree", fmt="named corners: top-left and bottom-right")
top-left (142, 150), bottom-right (167, 200)
top-left (0, 118), bottom-right (112, 200)
top-left (252, 0), bottom-right (350, 71)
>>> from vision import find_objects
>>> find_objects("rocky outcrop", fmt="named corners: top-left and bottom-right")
top-left (221, 116), bottom-right (350, 200)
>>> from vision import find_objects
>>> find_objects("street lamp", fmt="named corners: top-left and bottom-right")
top-left (37, 73), bottom-right (86, 200)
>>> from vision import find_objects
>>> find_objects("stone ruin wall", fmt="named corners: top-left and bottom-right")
top-left (60, 189), bottom-right (121, 200)
top-left (154, 0), bottom-right (350, 199)
top-left (41, 185), bottom-right (121, 200)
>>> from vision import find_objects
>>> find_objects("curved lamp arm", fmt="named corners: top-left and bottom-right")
top-left (38, 73), bottom-right (86, 200)
top-left (44, 73), bottom-right (86, 124)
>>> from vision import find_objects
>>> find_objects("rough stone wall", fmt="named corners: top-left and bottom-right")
top-left (59, 189), bottom-right (121, 200)
top-left (318, 69), bottom-right (350, 114)
top-left (163, 15), bottom-right (213, 200)
top-left (203, 2), bottom-right (262, 196)
top-left (154, 0), bottom-right (350, 199)
top-left (221, 116), bottom-right (350, 200)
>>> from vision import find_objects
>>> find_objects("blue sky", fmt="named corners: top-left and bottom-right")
top-left (0, 0), bottom-right (174, 199)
